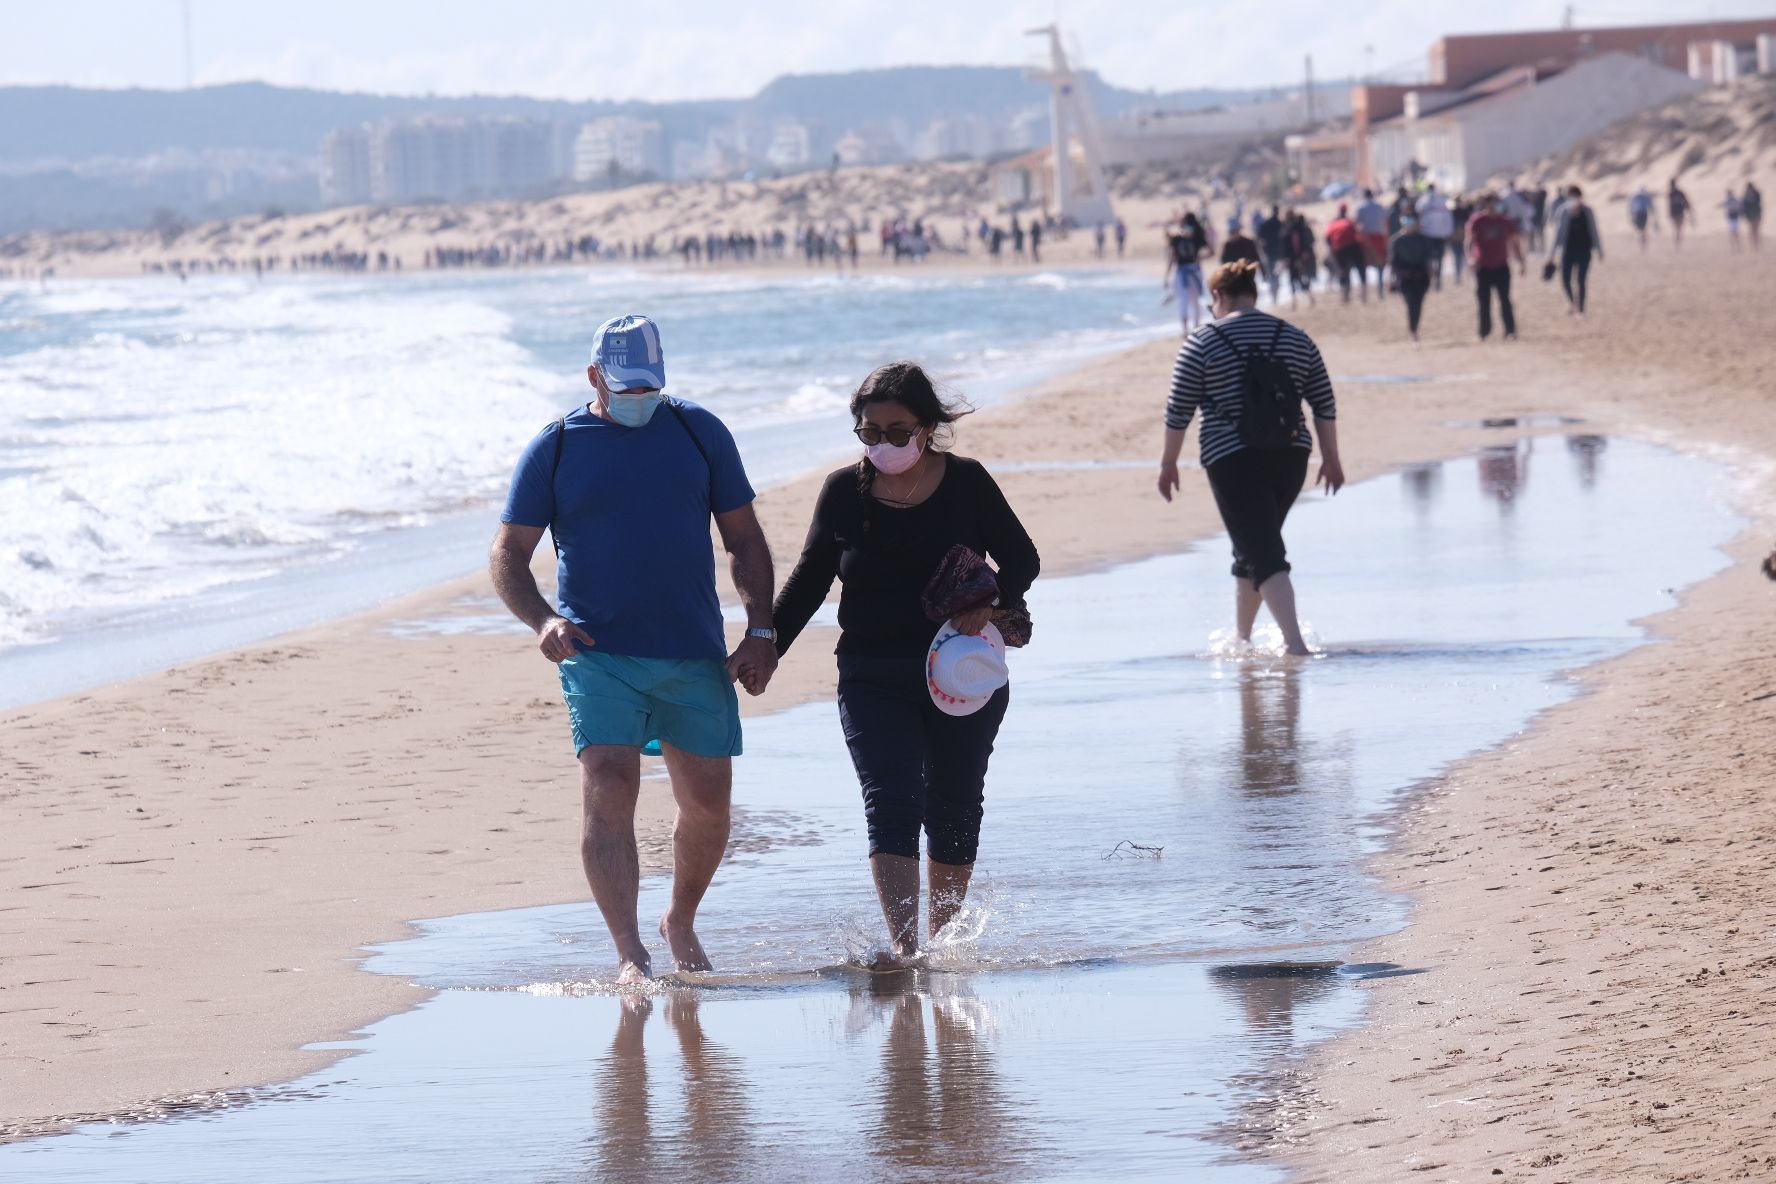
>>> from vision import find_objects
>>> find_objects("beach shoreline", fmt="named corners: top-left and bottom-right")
top-left (5, 241), bottom-right (1773, 1177)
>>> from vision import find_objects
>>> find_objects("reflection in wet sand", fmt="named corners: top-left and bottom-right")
top-left (1209, 963), bottom-right (1341, 1044)
top-left (1237, 668), bottom-right (1302, 796)
top-left (862, 978), bottom-right (1041, 1181)
top-left (1402, 461), bottom-right (1443, 512)
top-left (1479, 439), bottom-right (1531, 510)
top-left (1566, 434), bottom-right (1607, 488)
top-left (588, 992), bottom-right (757, 1183)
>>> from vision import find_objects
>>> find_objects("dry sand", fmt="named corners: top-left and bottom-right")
top-left (3, 235), bottom-right (1774, 1184)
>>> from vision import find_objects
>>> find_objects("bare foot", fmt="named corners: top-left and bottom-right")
top-left (867, 946), bottom-right (923, 973)
top-left (659, 914), bottom-right (713, 973)
top-left (616, 956), bottom-right (652, 986)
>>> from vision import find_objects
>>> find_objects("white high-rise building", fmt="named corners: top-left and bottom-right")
top-left (319, 126), bottom-right (372, 206)
top-left (572, 118), bottom-right (667, 183)
top-left (764, 120), bottom-right (831, 171)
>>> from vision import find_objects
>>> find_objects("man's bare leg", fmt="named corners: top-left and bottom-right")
top-left (1235, 578), bottom-right (1263, 642)
top-left (928, 859), bottom-right (974, 940)
top-left (656, 744), bottom-right (732, 973)
top-left (1257, 571), bottom-right (1310, 656)
top-left (870, 853), bottom-right (922, 964)
top-left (580, 745), bottom-right (652, 983)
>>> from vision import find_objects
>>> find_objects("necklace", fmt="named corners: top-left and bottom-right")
top-left (874, 455), bottom-right (937, 506)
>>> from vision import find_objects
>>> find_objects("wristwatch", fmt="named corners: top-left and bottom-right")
top-left (745, 626), bottom-right (778, 642)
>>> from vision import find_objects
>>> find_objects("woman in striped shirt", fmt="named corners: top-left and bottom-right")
top-left (1157, 260), bottom-right (1344, 655)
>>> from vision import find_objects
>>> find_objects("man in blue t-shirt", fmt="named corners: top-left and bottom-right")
top-left (490, 314), bottom-right (778, 985)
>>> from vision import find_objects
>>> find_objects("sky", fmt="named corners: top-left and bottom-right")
top-left (5, 0), bottom-right (1761, 100)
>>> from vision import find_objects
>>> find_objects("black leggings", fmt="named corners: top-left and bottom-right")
top-left (1398, 268), bottom-right (1430, 333)
top-left (1205, 447), bottom-right (1311, 589)
top-left (837, 654), bottom-right (1009, 865)
top-left (1561, 255), bottom-right (1591, 312)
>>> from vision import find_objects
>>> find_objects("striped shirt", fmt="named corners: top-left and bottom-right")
top-left (1165, 310), bottom-right (1337, 466)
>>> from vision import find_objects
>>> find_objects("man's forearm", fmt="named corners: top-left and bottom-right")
top-left (729, 537), bottom-right (776, 629)
top-left (1314, 417), bottom-right (1340, 463)
top-left (1161, 426), bottom-right (1188, 466)
top-left (491, 547), bottom-right (558, 632)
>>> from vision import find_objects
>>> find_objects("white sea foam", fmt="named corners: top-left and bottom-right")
top-left (1, 265), bottom-right (1170, 651)
top-left (0, 278), bottom-right (559, 645)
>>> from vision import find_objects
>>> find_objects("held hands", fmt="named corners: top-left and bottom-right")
top-left (726, 635), bottom-right (779, 697)
top-left (1157, 461), bottom-right (1181, 503)
top-left (538, 615), bottom-right (594, 663)
top-left (1318, 456), bottom-right (1346, 495)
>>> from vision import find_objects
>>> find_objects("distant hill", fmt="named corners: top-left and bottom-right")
top-left (1513, 75), bottom-right (1775, 201)
top-left (0, 68), bottom-right (1271, 165)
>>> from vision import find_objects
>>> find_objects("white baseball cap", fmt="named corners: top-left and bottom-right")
top-left (926, 621), bottom-right (1009, 717)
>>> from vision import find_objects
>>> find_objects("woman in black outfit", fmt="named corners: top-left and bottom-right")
top-left (772, 362), bottom-right (1039, 967)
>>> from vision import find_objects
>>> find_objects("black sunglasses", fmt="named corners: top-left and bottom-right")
top-left (853, 425), bottom-right (921, 447)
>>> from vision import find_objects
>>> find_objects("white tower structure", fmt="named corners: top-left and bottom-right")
top-left (1026, 25), bottom-right (1115, 226)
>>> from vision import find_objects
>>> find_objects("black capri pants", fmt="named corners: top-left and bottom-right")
top-left (1205, 446), bottom-right (1311, 589)
top-left (836, 654), bottom-right (1010, 865)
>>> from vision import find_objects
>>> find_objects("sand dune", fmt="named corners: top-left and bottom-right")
top-left (0, 143), bottom-right (1288, 280)
top-left (1512, 75), bottom-right (1774, 208)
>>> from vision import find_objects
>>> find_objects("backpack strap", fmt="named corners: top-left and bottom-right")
top-left (547, 415), bottom-right (567, 559)
top-left (545, 402), bottom-right (721, 564)
top-left (665, 400), bottom-right (721, 511)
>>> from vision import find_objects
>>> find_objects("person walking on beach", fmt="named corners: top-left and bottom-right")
top-left (1447, 193), bottom-right (1473, 285)
top-left (1284, 211), bottom-right (1317, 309)
top-left (1219, 221), bottom-right (1261, 267)
top-left (1165, 213), bottom-right (1211, 333)
top-left (1668, 179), bottom-right (1691, 249)
top-left (1354, 189), bottom-right (1389, 297)
top-left (490, 315), bottom-right (779, 985)
top-left (1325, 205), bottom-right (1366, 305)
top-left (1468, 194), bottom-right (1525, 341)
top-left (1722, 190), bottom-right (1744, 252)
top-left (1415, 184), bottom-right (1454, 289)
top-left (1388, 213), bottom-right (1438, 342)
top-left (1547, 185), bottom-right (1603, 316)
top-left (770, 362), bottom-right (1039, 968)
top-left (1629, 185), bottom-right (1659, 251)
top-left (1157, 261), bottom-right (1344, 656)
top-left (1743, 182), bottom-right (1763, 251)
top-left (1115, 217), bottom-right (1128, 258)
top-left (1257, 206), bottom-right (1286, 303)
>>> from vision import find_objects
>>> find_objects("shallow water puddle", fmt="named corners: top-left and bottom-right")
top-left (3, 437), bottom-right (1738, 1182)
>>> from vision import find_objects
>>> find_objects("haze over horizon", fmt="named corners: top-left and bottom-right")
top-left (8, 0), bottom-right (1756, 102)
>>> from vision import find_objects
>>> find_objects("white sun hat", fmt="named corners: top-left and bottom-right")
top-left (926, 620), bottom-right (1009, 717)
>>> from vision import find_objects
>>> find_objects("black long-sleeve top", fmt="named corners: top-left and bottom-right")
top-left (773, 456), bottom-right (1040, 658)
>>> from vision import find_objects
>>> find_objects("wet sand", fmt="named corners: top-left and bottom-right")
top-left (1257, 244), bottom-right (1776, 1179)
top-left (4, 237), bottom-right (1774, 1178)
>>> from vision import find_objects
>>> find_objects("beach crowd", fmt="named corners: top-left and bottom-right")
top-left (1162, 175), bottom-right (1763, 343)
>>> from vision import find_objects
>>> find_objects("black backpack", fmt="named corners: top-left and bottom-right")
top-left (1206, 317), bottom-right (1304, 451)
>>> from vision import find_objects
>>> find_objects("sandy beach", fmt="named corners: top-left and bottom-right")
top-left (4, 230), bottom-right (1774, 1184)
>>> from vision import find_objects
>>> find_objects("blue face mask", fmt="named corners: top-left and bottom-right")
top-left (607, 392), bottom-right (662, 428)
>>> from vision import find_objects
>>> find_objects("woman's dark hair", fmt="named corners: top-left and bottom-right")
top-left (850, 361), bottom-right (971, 488)
top-left (1181, 211), bottom-right (1202, 231)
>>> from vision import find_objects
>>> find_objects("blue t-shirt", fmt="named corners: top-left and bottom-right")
top-left (500, 398), bottom-right (754, 660)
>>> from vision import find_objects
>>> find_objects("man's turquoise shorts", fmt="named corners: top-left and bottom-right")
top-left (557, 652), bottom-right (742, 758)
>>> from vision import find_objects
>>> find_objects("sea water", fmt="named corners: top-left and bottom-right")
top-left (0, 264), bottom-right (1170, 698)
top-left (0, 437), bottom-right (1740, 1183)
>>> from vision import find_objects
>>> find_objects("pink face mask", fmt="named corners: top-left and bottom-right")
top-left (866, 435), bottom-right (923, 474)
